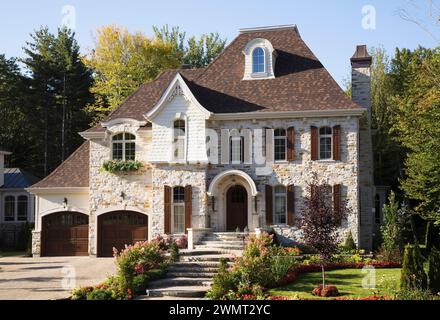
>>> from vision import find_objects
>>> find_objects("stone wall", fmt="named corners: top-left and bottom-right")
top-left (151, 165), bottom-right (208, 235)
top-left (31, 231), bottom-right (41, 257)
top-left (88, 124), bottom-right (152, 255)
top-left (206, 117), bottom-right (360, 246)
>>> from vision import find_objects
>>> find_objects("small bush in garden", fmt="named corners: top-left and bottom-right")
top-left (86, 288), bottom-right (114, 300)
top-left (343, 232), bottom-right (357, 252)
top-left (425, 221), bottom-right (440, 252)
top-left (311, 284), bottom-right (339, 297)
top-left (173, 235), bottom-right (188, 249)
top-left (400, 244), bottom-right (427, 291)
top-left (270, 255), bottom-right (297, 284)
top-left (169, 242), bottom-right (180, 262)
top-left (206, 259), bottom-right (238, 300)
top-left (132, 269), bottom-right (166, 294)
top-left (225, 283), bottom-right (267, 300)
top-left (396, 288), bottom-right (439, 300)
top-left (114, 240), bottom-right (166, 290)
top-left (71, 286), bottom-right (94, 300)
top-left (428, 247), bottom-right (440, 294)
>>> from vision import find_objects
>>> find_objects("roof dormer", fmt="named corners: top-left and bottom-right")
top-left (242, 38), bottom-right (276, 80)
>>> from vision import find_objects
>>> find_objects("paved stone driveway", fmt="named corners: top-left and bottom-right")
top-left (0, 256), bottom-right (116, 300)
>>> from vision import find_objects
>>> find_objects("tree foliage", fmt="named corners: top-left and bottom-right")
top-left (299, 175), bottom-right (350, 262)
top-left (153, 25), bottom-right (227, 68)
top-left (83, 25), bottom-right (181, 120)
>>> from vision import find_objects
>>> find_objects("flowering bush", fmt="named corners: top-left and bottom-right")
top-left (312, 284), bottom-right (339, 297)
top-left (71, 276), bottom-right (132, 300)
top-left (114, 240), bottom-right (167, 289)
top-left (207, 233), bottom-right (298, 300)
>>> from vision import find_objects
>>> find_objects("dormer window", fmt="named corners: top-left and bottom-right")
top-left (243, 38), bottom-right (276, 80)
top-left (252, 47), bottom-right (265, 73)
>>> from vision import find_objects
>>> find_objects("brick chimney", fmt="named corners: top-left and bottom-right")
top-left (351, 45), bottom-right (374, 251)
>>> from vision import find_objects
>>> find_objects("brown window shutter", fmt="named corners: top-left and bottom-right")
top-left (333, 184), bottom-right (342, 222)
top-left (333, 125), bottom-right (341, 161)
top-left (287, 184), bottom-right (295, 226)
top-left (164, 186), bottom-right (172, 234)
top-left (287, 127), bottom-right (295, 161)
top-left (184, 185), bottom-right (192, 234)
top-left (311, 126), bottom-right (318, 160)
top-left (265, 185), bottom-right (273, 226)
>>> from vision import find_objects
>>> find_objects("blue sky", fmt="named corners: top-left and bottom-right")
top-left (0, 0), bottom-right (438, 86)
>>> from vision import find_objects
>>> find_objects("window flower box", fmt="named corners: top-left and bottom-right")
top-left (100, 160), bottom-right (143, 174)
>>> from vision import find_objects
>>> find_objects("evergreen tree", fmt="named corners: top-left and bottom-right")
top-left (401, 244), bottom-right (428, 291)
top-left (21, 27), bottom-right (93, 177)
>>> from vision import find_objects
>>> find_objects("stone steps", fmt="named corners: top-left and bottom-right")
top-left (181, 254), bottom-right (237, 262)
top-left (166, 272), bottom-right (217, 278)
top-left (195, 244), bottom-right (244, 251)
top-left (148, 277), bottom-right (213, 288)
top-left (144, 286), bottom-right (209, 298)
top-left (199, 240), bottom-right (244, 246)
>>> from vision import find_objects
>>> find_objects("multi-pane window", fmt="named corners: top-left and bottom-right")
top-left (4, 196), bottom-right (15, 222)
top-left (173, 120), bottom-right (186, 161)
top-left (252, 47), bottom-right (265, 73)
top-left (274, 129), bottom-right (287, 161)
top-left (112, 133), bottom-right (136, 161)
top-left (173, 187), bottom-right (185, 234)
top-left (230, 136), bottom-right (244, 164)
top-left (17, 196), bottom-right (28, 221)
top-left (273, 186), bottom-right (287, 225)
top-left (319, 127), bottom-right (332, 160)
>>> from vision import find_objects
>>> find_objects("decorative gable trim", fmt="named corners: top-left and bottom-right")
top-left (101, 118), bottom-right (147, 128)
top-left (144, 73), bottom-right (212, 121)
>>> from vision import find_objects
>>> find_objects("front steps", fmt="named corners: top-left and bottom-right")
top-left (140, 232), bottom-right (251, 299)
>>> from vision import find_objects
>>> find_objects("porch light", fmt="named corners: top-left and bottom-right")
top-left (63, 198), bottom-right (68, 208)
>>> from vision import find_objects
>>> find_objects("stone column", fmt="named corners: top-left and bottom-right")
top-left (351, 45), bottom-right (375, 251)
top-left (32, 231), bottom-right (41, 257)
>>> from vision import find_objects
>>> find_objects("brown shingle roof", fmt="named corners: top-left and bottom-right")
top-left (31, 142), bottom-right (89, 188)
top-left (101, 26), bottom-right (359, 122)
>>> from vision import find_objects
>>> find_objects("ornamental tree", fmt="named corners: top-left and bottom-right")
top-left (299, 174), bottom-right (350, 288)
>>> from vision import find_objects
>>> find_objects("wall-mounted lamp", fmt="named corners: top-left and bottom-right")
top-left (120, 191), bottom-right (126, 200)
top-left (63, 198), bottom-right (68, 208)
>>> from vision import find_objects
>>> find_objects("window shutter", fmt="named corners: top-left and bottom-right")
top-left (333, 125), bottom-right (341, 161)
top-left (287, 184), bottom-right (295, 226)
top-left (311, 126), bottom-right (318, 160)
top-left (287, 127), bottom-right (295, 161)
top-left (265, 185), bottom-right (273, 226)
top-left (333, 184), bottom-right (342, 222)
top-left (184, 185), bottom-right (192, 234)
top-left (164, 186), bottom-right (172, 234)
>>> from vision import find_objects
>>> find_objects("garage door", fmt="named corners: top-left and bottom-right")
top-left (42, 212), bottom-right (89, 257)
top-left (98, 211), bottom-right (148, 257)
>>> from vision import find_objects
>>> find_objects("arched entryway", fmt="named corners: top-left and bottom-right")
top-left (97, 211), bottom-right (148, 257)
top-left (226, 185), bottom-right (248, 231)
top-left (41, 212), bottom-right (89, 257)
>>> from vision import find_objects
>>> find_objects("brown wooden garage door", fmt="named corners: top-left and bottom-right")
top-left (98, 211), bottom-right (148, 257)
top-left (42, 212), bottom-right (89, 257)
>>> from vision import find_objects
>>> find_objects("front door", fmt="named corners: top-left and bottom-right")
top-left (226, 185), bottom-right (248, 231)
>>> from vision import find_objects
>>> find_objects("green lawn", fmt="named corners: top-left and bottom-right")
top-left (269, 268), bottom-right (401, 300)
top-left (0, 251), bottom-right (26, 258)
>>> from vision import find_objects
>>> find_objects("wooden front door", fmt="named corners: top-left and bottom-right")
top-left (226, 185), bottom-right (248, 231)
top-left (42, 212), bottom-right (89, 257)
top-left (98, 211), bottom-right (148, 257)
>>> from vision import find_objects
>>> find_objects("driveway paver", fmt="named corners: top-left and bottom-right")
top-left (0, 256), bottom-right (116, 300)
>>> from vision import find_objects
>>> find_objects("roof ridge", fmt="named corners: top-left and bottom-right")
top-left (32, 142), bottom-right (89, 188)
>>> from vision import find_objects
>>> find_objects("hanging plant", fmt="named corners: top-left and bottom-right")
top-left (100, 160), bottom-right (144, 174)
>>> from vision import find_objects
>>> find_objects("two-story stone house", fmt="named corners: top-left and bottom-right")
top-left (29, 25), bottom-right (376, 257)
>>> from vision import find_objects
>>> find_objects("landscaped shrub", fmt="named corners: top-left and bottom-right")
top-left (169, 242), bottom-right (180, 262)
top-left (206, 258), bottom-right (238, 300)
top-left (343, 232), bottom-right (357, 252)
top-left (312, 284), bottom-right (339, 297)
top-left (114, 240), bottom-right (167, 290)
top-left (206, 233), bottom-right (299, 300)
top-left (379, 192), bottom-right (406, 262)
top-left (132, 269), bottom-right (167, 294)
top-left (400, 244), bottom-right (427, 291)
top-left (428, 247), bottom-right (440, 294)
top-left (71, 276), bottom-right (131, 300)
top-left (16, 222), bottom-right (34, 254)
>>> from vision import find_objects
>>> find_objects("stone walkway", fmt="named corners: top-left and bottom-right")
top-left (0, 256), bottom-right (115, 300)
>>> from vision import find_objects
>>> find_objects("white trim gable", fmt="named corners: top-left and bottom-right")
top-left (144, 73), bottom-right (212, 121)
